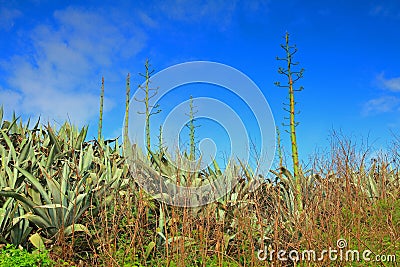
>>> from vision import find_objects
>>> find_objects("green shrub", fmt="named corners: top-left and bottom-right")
top-left (0, 244), bottom-right (54, 267)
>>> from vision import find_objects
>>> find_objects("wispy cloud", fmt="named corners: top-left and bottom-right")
top-left (0, 87), bottom-right (22, 113)
top-left (369, 3), bottom-right (400, 19)
top-left (0, 6), bottom-right (146, 125)
top-left (0, 7), bottom-right (22, 30)
top-left (370, 5), bottom-right (389, 16)
top-left (153, 0), bottom-right (269, 31)
top-left (377, 73), bottom-right (400, 92)
top-left (362, 96), bottom-right (400, 116)
top-left (158, 0), bottom-right (237, 25)
top-left (136, 10), bottom-right (159, 28)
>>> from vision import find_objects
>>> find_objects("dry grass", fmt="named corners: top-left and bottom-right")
top-left (47, 134), bottom-right (400, 267)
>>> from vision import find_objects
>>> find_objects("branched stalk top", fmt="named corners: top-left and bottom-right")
top-left (134, 59), bottom-right (162, 157)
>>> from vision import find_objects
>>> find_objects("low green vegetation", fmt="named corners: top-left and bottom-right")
top-left (0, 244), bottom-right (54, 267)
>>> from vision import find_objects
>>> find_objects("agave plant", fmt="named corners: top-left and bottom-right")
top-left (0, 197), bottom-right (32, 246)
top-left (0, 123), bottom-right (93, 241)
top-left (0, 109), bottom-right (39, 246)
top-left (0, 110), bottom-right (127, 247)
top-left (356, 158), bottom-right (400, 201)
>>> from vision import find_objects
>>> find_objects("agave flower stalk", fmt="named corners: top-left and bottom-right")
top-left (124, 73), bottom-right (130, 156)
top-left (98, 76), bottom-right (105, 141)
top-left (275, 32), bottom-right (304, 212)
top-left (135, 59), bottom-right (161, 158)
top-left (186, 96), bottom-right (199, 161)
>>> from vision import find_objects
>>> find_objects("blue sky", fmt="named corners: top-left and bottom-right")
top-left (1, 0), bottom-right (400, 168)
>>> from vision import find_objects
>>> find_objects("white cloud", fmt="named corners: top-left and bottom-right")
top-left (362, 96), bottom-right (400, 116)
top-left (377, 73), bottom-right (400, 92)
top-left (0, 7), bottom-right (22, 30)
top-left (1, 6), bottom-right (146, 126)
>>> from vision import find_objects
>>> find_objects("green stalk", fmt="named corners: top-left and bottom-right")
top-left (276, 126), bottom-right (283, 168)
top-left (135, 59), bottom-right (161, 159)
top-left (158, 125), bottom-right (163, 154)
top-left (98, 77), bottom-right (104, 141)
top-left (285, 33), bottom-right (300, 187)
top-left (144, 65), bottom-right (150, 155)
top-left (124, 73), bottom-right (130, 155)
top-left (275, 32), bottom-right (304, 212)
top-left (188, 96), bottom-right (196, 161)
